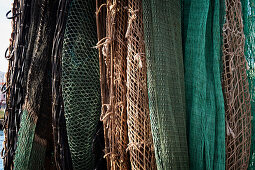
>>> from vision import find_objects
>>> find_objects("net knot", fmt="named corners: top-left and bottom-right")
top-left (226, 120), bottom-right (236, 138)
top-left (100, 104), bottom-right (113, 121)
top-left (125, 8), bottom-right (139, 38)
top-left (126, 141), bottom-right (153, 152)
top-left (93, 37), bottom-right (112, 58)
top-left (134, 53), bottom-right (145, 68)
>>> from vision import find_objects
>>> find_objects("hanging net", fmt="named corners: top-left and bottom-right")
top-left (242, 0), bottom-right (255, 169)
top-left (61, 0), bottom-right (101, 169)
top-left (96, 0), bottom-right (156, 169)
top-left (51, 0), bottom-right (73, 169)
top-left (96, 0), bottom-right (130, 169)
top-left (3, 0), bottom-right (30, 168)
top-left (222, 0), bottom-right (252, 169)
top-left (142, 0), bottom-right (189, 169)
top-left (126, 0), bottom-right (156, 169)
top-left (182, 0), bottom-right (226, 169)
top-left (14, 0), bottom-right (58, 169)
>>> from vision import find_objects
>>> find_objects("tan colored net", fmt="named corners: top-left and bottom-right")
top-left (222, 0), bottom-right (252, 169)
top-left (126, 0), bottom-right (156, 169)
top-left (96, 0), bottom-right (130, 169)
top-left (96, 0), bottom-right (156, 169)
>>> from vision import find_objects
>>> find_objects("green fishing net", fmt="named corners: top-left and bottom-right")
top-left (242, 0), bottom-right (255, 169)
top-left (14, 111), bottom-right (40, 170)
top-left (142, 0), bottom-right (189, 169)
top-left (61, 0), bottom-right (101, 169)
top-left (182, 0), bottom-right (225, 169)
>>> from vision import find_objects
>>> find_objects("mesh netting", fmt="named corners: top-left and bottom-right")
top-left (61, 0), bottom-right (101, 169)
top-left (142, 0), bottom-right (189, 169)
top-left (14, 111), bottom-right (37, 169)
top-left (3, 0), bottom-right (30, 168)
top-left (242, 0), bottom-right (255, 169)
top-left (182, 0), bottom-right (226, 169)
top-left (126, 0), bottom-right (156, 169)
top-left (97, 0), bottom-right (130, 169)
top-left (112, 1), bottom-right (130, 168)
top-left (222, 0), bottom-right (252, 169)
top-left (97, 0), bottom-right (156, 169)
top-left (14, 0), bottom-right (58, 169)
top-left (51, 0), bottom-right (73, 169)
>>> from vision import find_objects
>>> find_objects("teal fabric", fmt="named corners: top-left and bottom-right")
top-left (143, 0), bottom-right (189, 169)
top-left (182, 0), bottom-right (225, 169)
top-left (242, 0), bottom-right (255, 169)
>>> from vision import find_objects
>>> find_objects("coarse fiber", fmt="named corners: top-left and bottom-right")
top-left (126, 0), bottom-right (156, 169)
top-left (97, 0), bottom-right (130, 169)
top-left (182, 0), bottom-right (226, 169)
top-left (222, 0), bottom-right (252, 169)
top-left (142, 0), bottom-right (189, 169)
top-left (62, 0), bottom-right (101, 169)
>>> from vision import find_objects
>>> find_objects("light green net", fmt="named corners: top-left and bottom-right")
top-left (14, 111), bottom-right (43, 170)
top-left (182, 0), bottom-right (225, 169)
top-left (242, 0), bottom-right (255, 169)
top-left (142, 0), bottom-right (189, 169)
top-left (62, 0), bottom-right (101, 169)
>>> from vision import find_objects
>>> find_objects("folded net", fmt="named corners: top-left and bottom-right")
top-left (222, 0), bottom-right (252, 169)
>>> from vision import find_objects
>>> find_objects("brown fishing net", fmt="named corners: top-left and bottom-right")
top-left (96, 0), bottom-right (130, 169)
top-left (126, 0), bottom-right (156, 169)
top-left (96, 0), bottom-right (156, 169)
top-left (222, 0), bottom-right (252, 169)
top-left (111, 0), bottom-right (130, 168)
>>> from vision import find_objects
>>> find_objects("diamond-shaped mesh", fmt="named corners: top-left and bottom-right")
top-left (126, 0), bottom-right (156, 169)
top-left (142, 0), bottom-right (189, 169)
top-left (61, 0), bottom-right (101, 169)
top-left (96, 0), bottom-right (156, 169)
top-left (97, 0), bottom-right (130, 169)
top-left (14, 111), bottom-right (38, 170)
top-left (222, 0), bottom-right (252, 169)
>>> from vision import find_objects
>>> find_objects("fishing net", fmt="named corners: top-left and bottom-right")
top-left (96, 0), bottom-right (130, 169)
top-left (3, 0), bottom-right (30, 169)
top-left (126, 0), bottom-right (156, 169)
top-left (142, 0), bottom-right (189, 169)
top-left (242, 0), bottom-right (255, 169)
top-left (222, 0), bottom-right (252, 169)
top-left (182, 0), bottom-right (226, 169)
top-left (51, 0), bottom-right (73, 169)
top-left (14, 0), bottom-right (58, 169)
top-left (61, 0), bottom-right (101, 169)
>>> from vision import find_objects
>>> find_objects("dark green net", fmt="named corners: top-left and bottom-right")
top-left (62, 0), bottom-right (101, 169)
top-left (142, 0), bottom-right (189, 169)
